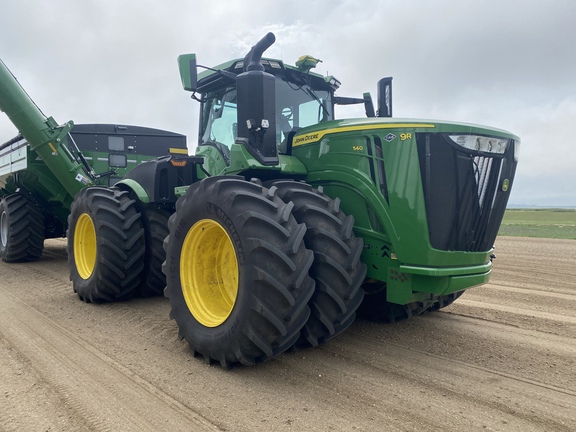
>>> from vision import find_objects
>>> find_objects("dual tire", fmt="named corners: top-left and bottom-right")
top-left (268, 180), bottom-right (366, 347)
top-left (163, 176), bottom-right (315, 367)
top-left (136, 205), bottom-right (171, 297)
top-left (67, 188), bottom-right (171, 301)
top-left (163, 177), bottom-right (366, 366)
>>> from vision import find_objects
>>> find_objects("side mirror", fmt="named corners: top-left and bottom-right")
top-left (177, 54), bottom-right (197, 92)
top-left (363, 92), bottom-right (375, 117)
top-left (377, 77), bottom-right (393, 117)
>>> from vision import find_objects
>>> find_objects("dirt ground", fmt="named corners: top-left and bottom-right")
top-left (0, 236), bottom-right (575, 431)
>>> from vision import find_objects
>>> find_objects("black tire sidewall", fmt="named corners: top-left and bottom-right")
top-left (0, 198), bottom-right (9, 258)
top-left (164, 184), bottom-right (254, 355)
top-left (0, 194), bottom-right (44, 262)
top-left (138, 204), bottom-right (171, 297)
top-left (67, 188), bottom-right (100, 299)
top-left (67, 187), bottom-right (144, 302)
top-left (267, 180), bottom-right (366, 345)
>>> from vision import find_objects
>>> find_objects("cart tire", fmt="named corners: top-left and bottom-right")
top-left (0, 194), bottom-right (44, 262)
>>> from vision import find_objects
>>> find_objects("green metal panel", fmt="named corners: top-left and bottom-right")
top-left (115, 178), bottom-right (150, 203)
top-left (196, 145), bottom-right (229, 176)
top-left (289, 118), bottom-right (518, 303)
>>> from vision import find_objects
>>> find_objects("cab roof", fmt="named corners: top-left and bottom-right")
top-left (196, 57), bottom-right (340, 94)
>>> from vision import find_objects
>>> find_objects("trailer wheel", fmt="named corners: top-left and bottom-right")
top-left (268, 180), bottom-right (366, 347)
top-left (138, 205), bottom-right (171, 297)
top-left (67, 187), bottom-right (145, 302)
top-left (163, 176), bottom-right (314, 367)
top-left (0, 194), bottom-right (44, 262)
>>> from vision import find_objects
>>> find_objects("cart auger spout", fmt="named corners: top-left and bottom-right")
top-left (0, 59), bottom-right (95, 200)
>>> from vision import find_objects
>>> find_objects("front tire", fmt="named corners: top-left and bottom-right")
top-left (67, 187), bottom-right (145, 302)
top-left (0, 194), bottom-right (44, 262)
top-left (163, 176), bottom-right (315, 367)
top-left (269, 180), bottom-right (366, 347)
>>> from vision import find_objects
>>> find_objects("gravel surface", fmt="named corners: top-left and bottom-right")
top-left (0, 236), bottom-right (575, 431)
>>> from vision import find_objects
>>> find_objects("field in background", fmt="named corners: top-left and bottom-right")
top-left (498, 208), bottom-right (576, 239)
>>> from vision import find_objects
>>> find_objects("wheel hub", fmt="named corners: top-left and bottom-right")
top-left (74, 213), bottom-right (97, 279)
top-left (0, 210), bottom-right (8, 248)
top-left (180, 219), bottom-right (238, 327)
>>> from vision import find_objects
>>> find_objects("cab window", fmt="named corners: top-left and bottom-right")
top-left (201, 89), bottom-right (237, 148)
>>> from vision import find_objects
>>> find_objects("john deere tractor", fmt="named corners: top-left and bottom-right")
top-left (67, 33), bottom-right (519, 367)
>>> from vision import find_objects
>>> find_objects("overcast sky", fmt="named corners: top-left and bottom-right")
top-left (1, 0), bottom-right (574, 206)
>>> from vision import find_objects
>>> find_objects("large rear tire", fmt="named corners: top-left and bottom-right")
top-left (269, 180), bottom-right (366, 347)
top-left (163, 176), bottom-right (315, 367)
top-left (138, 205), bottom-right (171, 297)
top-left (67, 187), bottom-right (145, 302)
top-left (0, 194), bottom-right (44, 262)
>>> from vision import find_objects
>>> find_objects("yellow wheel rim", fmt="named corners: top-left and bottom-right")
top-left (180, 219), bottom-right (239, 327)
top-left (74, 213), bottom-right (97, 279)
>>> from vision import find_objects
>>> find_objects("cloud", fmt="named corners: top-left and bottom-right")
top-left (1, 0), bottom-right (574, 205)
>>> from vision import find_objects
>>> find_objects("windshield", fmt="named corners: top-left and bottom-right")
top-left (200, 87), bottom-right (238, 148)
top-left (200, 78), bottom-right (333, 154)
top-left (275, 79), bottom-right (332, 152)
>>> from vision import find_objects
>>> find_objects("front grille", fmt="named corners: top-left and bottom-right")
top-left (417, 133), bottom-right (517, 252)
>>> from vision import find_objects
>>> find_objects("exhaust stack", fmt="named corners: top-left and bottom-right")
top-left (235, 32), bottom-right (278, 165)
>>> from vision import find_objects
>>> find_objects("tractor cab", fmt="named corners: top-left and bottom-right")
top-left (198, 65), bottom-right (335, 157)
top-left (179, 44), bottom-right (338, 170)
top-left (178, 33), bottom-right (393, 176)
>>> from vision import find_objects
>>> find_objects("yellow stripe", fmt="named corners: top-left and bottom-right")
top-left (48, 142), bottom-right (58, 154)
top-left (292, 123), bottom-right (436, 147)
top-left (169, 147), bottom-right (189, 155)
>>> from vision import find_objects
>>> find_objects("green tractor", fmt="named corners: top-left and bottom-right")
top-left (67, 33), bottom-right (519, 367)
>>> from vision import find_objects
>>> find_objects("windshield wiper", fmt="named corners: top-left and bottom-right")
top-left (304, 87), bottom-right (330, 120)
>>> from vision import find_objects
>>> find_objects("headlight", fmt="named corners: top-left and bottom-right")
top-left (448, 134), bottom-right (509, 155)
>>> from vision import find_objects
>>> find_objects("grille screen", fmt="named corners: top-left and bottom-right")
top-left (416, 133), bottom-right (516, 252)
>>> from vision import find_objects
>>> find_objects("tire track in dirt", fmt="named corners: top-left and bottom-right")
top-left (483, 284), bottom-right (576, 299)
top-left (260, 325), bottom-right (575, 432)
top-left (0, 335), bottom-right (93, 431)
top-left (1, 237), bottom-right (575, 431)
top-left (455, 298), bottom-right (576, 325)
top-left (0, 289), bottom-right (223, 432)
top-left (339, 316), bottom-right (576, 431)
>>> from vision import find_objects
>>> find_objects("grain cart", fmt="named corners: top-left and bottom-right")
top-left (0, 59), bottom-right (187, 268)
top-left (67, 33), bottom-right (519, 367)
